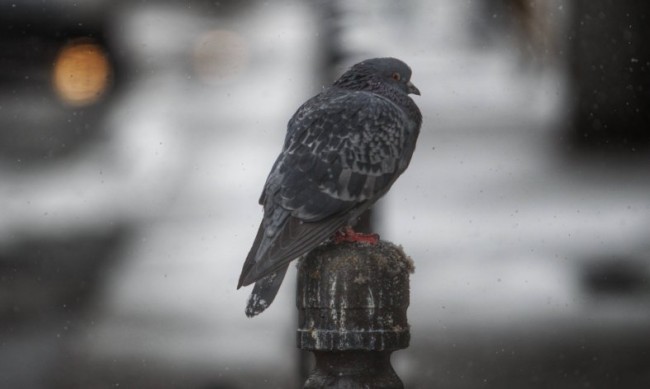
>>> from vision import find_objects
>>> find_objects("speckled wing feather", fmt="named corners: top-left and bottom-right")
top-left (238, 89), bottom-right (419, 291)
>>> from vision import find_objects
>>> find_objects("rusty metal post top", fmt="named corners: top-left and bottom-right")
top-left (297, 240), bottom-right (413, 352)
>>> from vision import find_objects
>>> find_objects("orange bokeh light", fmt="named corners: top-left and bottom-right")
top-left (52, 41), bottom-right (111, 106)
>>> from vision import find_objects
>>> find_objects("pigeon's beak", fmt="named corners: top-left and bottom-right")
top-left (407, 81), bottom-right (420, 96)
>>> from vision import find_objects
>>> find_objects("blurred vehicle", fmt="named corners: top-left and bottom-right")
top-left (0, 0), bottom-right (124, 330)
top-left (0, 2), bottom-right (185, 386)
top-left (0, 0), bottom-right (120, 166)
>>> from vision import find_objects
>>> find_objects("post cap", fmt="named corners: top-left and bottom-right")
top-left (297, 240), bottom-right (413, 351)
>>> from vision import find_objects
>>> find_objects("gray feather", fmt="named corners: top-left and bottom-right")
top-left (238, 57), bottom-right (422, 316)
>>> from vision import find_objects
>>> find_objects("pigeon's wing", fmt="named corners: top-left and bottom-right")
top-left (238, 90), bottom-right (415, 287)
top-left (278, 91), bottom-right (418, 218)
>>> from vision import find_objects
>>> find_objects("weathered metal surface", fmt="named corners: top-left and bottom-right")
top-left (297, 240), bottom-right (413, 388)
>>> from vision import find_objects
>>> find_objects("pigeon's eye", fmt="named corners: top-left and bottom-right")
top-left (391, 72), bottom-right (401, 81)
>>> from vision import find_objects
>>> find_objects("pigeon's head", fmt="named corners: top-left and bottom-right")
top-left (334, 57), bottom-right (420, 96)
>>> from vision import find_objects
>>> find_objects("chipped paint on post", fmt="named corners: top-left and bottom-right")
top-left (296, 240), bottom-right (413, 388)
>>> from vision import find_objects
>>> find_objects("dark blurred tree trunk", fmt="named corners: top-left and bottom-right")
top-left (568, 0), bottom-right (650, 153)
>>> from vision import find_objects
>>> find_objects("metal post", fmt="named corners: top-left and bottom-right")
top-left (297, 240), bottom-right (413, 388)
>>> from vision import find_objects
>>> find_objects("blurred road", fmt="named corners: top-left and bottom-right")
top-left (2, 1), bottom-right (649, 388)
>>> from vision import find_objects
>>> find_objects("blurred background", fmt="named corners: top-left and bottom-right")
top-left (1, 0), bottom-right (649, 388)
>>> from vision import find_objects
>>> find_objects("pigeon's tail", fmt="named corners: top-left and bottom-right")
top-left (238, 208), bottom-right (363, 316)
top-left (245, 265), bottom-right (289, 317)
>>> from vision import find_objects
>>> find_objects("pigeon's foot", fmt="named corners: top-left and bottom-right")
top-left (333, 226), bottom-right (379, 245)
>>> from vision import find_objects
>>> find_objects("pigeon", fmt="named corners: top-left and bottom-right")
top-left (237, 57), bottom-right (422, 317)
